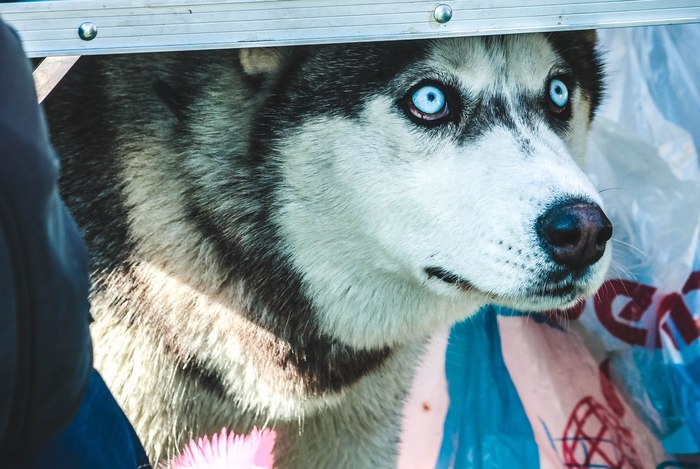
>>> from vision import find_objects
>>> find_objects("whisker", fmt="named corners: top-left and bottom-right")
top-left (608, 260), bottom-right (636, 281)
top-left (609, 257), bottom-right (646, 282)
top-left (598, 187), bottom-right (627, 194)
top-left (610, 238), bottom-right (648, 259)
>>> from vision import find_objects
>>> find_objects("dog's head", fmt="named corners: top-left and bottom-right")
top-left (241, 33), bottom-right (609, 349)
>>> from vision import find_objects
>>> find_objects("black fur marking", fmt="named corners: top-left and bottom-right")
top-left (516, 135), bottom-right (535, 158)
top-left (425, 267), bottom-right (475, 291)
top-left (258, 41), bottom-right (429, 127)
top-left (182, 198), bottom-right (392, 395)
top-left (177, 357), bottom-right (227, 400)
top-left (458, 94), bottom-right (517, 143)
top-left (153, 79), bottom-right (186, 121)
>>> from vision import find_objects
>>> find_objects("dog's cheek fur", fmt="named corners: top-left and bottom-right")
top-left (272, 111), bottom-right (490, 349)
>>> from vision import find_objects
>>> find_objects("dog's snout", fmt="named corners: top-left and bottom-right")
top-left (537, 201), bottom-right (613, 270)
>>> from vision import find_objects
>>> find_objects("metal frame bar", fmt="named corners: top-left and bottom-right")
top-left (2, 0), bottom-right (700, 58)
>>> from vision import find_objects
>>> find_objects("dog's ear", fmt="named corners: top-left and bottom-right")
top-left (238, 47), bottom-right (283, 76)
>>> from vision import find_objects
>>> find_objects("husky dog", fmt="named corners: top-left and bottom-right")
top-left (45, 31), bottom-right (610, 467)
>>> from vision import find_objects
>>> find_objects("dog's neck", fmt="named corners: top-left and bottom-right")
top-left (91, 216), bottom-right (393, 406)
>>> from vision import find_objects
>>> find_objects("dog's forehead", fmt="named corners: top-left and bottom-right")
top-left (267, 33), bottom-right (599, 127)
top-left (426, 35), bottom-right (562, 93)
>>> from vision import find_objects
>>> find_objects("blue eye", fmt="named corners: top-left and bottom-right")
top-left (409, 85), bottom-right (449, 121)
top-left (548, 78), bottom-right (569, 109)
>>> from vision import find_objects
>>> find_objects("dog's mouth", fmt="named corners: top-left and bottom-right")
top-left (527, 282), bottom-right (581, 300)
top-left (529, 269), bottom-right (591, 300)
top-left (424, 267), bottom-right (476, 292)
top-left (424, 266), bottom-right (585, 304)
top-left (521, 282), bottom-right (587, 312)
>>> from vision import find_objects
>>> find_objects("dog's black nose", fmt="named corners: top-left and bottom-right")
top-left (537, 201), bottom-right (612, 270)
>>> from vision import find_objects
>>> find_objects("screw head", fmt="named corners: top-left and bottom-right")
top-left (78, 22), bottom-right (98, 41)
top-left (433, 4), bottom-right (453, 24)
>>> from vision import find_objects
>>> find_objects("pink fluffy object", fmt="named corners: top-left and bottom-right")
top-left (166, 427), bottom-right (276, 469)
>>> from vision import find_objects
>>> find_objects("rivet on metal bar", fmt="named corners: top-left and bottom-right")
top-left (433, 4), bottom-right (453, 24)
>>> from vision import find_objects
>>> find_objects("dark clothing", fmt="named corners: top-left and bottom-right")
top-left (0, 17), bottom-right (149, 468)
top-left (0, 16), bottom-right (92, 454)
top-left (10, 371), bottom-right (151, 469)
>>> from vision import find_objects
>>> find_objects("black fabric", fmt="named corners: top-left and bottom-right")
top-left (7, 370), bottom-right (151, 469)
top-left (0, 20), bottom-right (92, 454)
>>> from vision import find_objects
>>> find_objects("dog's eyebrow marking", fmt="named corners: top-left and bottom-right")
top-left (457, 94), bottom-right (516, 143)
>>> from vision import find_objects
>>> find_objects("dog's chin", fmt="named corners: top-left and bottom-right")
top-left (470, 282), bottom-right (588, 312)
top-left (424, 265), bottom-right (602, 312)
top-left (495, 284), bottom-right (586, 312)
